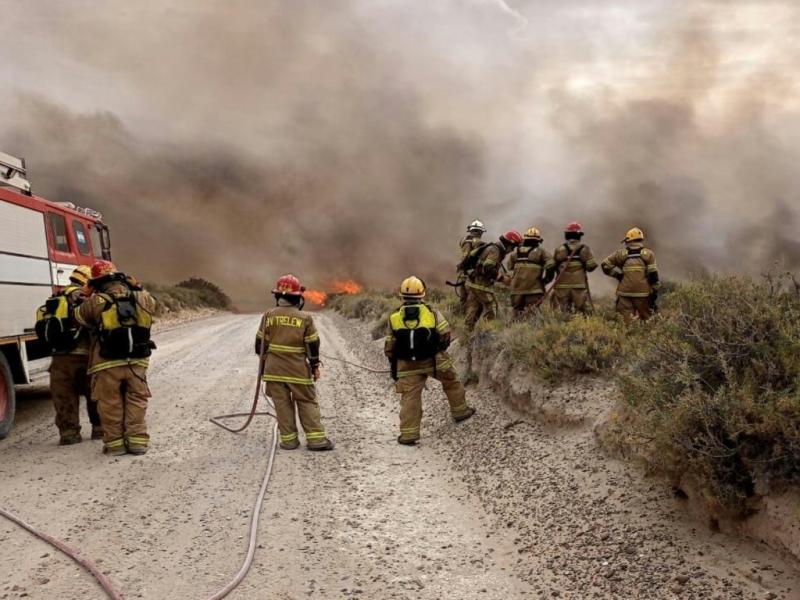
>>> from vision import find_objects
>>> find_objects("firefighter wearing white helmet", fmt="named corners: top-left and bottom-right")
top-left (385, 276), bottom-right (475, 445)
top-left (506, 227), bottom-right (556, 318)
top-left (454, 220), bottom-right (488, 313)
top-left (601, 227), bottom-right (660, 322)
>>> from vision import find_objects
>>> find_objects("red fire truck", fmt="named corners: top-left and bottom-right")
top-left (0, 151), bottom-right (112, 438)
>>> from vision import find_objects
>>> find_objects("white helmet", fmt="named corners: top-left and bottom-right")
top-left (467, 219), bottom-right (487, 233)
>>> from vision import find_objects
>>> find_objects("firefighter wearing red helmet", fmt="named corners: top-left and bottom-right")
top-left (552, 222), bottom-right (598, 314)
top-left (255, 274), bottom-right (333, 451)
top-left (464, 230), bottom-right (523, 331)
top-left (75, 260), bottom-right (158, 456)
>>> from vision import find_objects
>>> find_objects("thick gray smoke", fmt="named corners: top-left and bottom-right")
top-left (1, 1), bottom-right (799, 307)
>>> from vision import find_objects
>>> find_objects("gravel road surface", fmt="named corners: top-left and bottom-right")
top-left (1, 312), bottom-right (798, 599)
top-left (0, 313), bottom-right (528, 599)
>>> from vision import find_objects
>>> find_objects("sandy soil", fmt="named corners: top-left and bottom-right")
top-left (0, 313), bottom-right (529, 599)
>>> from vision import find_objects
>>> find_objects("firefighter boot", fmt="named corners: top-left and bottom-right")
top-left (397, 435), bottom-right (417, 446)
top-left (454, 407), bottom-right (476, 423)
top-left (280, 437), bottom-right (301, 450)
top-left (103, 439), bottom-right (127, 456)
top-left (91, 427), bottom-right (105, 440)
top-left (59, 431), bottom-right (83, 446)
top-left (307, 439), bottom-right (335, 451)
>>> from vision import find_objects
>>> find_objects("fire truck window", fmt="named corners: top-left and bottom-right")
top-left (47, 213), bottom-right (70, 252)
top-left (73, 221), bottom-right (91, 256)
top-left (90, 226), bottom-right (104, 258)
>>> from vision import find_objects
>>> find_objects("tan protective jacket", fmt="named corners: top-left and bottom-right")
top-left (75, 281), bottom-right (157, 375)
top-left (256, 306), bottom-right (320, 385)
top-left (601, 243), bottom-right (659, 298)
top-left (553, 241), bottom-right (598, 289)
top-left (508, 246), bottom-right (555, 295)
top-left (465, 243), bottom-right (507, 293)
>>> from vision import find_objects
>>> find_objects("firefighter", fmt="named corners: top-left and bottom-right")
top-left (385, 276), bottom-right (474, 445)
top-left (40, 266), bottom-right (102, 445)
top-left (601, 227), bottom-right (660, 322)
top-left (464, 230), bottom-right (524, 331)
top-left (255, 274), bottom-right (333, 451)
top-left (454, 220), bottom-right (487, 313)
top-left (552, 222), bottom-right (598, 314)
top-left (75, 260), bottom-right (157, 456)
top-left (507, 227), bottom-right (556, 318)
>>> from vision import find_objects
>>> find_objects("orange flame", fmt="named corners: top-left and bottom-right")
top-left (304, 289), bottom-right (328, 306)
top-left (303, 279), bottom-right (362, 308)
top-left (330, 279), bottom-right (363, 295)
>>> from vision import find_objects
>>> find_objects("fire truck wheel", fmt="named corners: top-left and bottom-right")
top-left (0, 353), bottom-right (15, 440)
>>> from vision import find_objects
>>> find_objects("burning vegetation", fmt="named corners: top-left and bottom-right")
top-left (304, 280), bottom-right (364, 308)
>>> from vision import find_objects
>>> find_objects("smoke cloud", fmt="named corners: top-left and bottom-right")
top-left (1, 0), bottom-right (799, 307)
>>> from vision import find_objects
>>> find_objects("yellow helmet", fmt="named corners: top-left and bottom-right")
top-left (69, 265), bottom-right (92, 286)
top-left (399, 276), bottom-right (426, 299)
top-left (623, 227), bottom-right (645, 243)
top-left (524, 227), bottom-right (542, 240)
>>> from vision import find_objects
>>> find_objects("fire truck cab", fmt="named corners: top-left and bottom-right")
top-left (0, 150), bottom-right (111, 439)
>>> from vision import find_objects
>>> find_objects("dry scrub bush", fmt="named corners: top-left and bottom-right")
top-left (503, 309), bottom-right (627, 383)
top-left (147, 278), bottom-right (232, 315)
top-left (618, 273), bottom-right (800, 512)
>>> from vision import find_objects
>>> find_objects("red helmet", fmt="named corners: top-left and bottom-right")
top-left (272, 274), bottom-right (304, 296)
top-left (90, 260), bottom-right (118, 281)
top-left (565, 222), bottom-right (583, 234)
top-left (502, 230), bottom-right (524, 246)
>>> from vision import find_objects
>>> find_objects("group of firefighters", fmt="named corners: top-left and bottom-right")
top-left (38, 261), bottom-right (156, 455)
top-left (40, 219), bottom-right (659, 454)
top-left (456, 219), bottom-right (660, 326)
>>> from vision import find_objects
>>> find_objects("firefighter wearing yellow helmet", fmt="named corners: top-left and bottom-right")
top-left (385, 276), bottom-right (475, 445)
top-left (506, 227), bottom-right (556, 318)
top-left (601, 227), bottom-right (660, 322)
top-left (35, 265), bottom-right (102, 445)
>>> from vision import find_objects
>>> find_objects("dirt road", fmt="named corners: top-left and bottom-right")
top-left (0, 314), bottom-right (529, 599)
top-left (1, 312), bottom-right (798, 600)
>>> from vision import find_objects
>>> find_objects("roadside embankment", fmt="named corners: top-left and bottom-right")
top-left (330, 273), bottom-right (800, 570)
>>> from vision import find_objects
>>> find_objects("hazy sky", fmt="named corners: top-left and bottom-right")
top-left (2, 1), bottom-right (799, 302)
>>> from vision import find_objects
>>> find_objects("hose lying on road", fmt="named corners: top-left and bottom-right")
top-left (0, 342), bottom-right (278, 600)
top-left (0, 506), bottom-right (125, 600)
top-left (206, 337), bottom-right (279, 600)
top-left (320, 353), bottom-right (391, 374)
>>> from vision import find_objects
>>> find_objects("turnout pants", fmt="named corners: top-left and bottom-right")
top-left (553, 288), bottom-right (591, 314)
top-left (265, 381), bottom-right (329, 447)
top-left (395, 367), bottom-right (470, 442)
top-left (511, 293), bottom-right (544, 317)
top-left (92, 365), bottom-right (151, 453)
top-left (616, 296), bottom-right (653, 322)
top-left (50, 354), bottom-right (101, 438)
top-left (464, 286), bottom-right (496, 331)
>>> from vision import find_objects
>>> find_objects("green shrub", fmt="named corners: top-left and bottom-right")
top-left (618, 273), bottom-right (800, 512)
top-left (502, 309), bottom-right (628, 383)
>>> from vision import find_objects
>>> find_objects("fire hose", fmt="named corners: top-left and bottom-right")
top-left (0, 342), bottom-right (278, 600)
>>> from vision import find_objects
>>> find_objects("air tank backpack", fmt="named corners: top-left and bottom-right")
top-left (35, 293), bottom-right (81, 353)
top-left (97, 292), bottom-right (155, 360)
top-left (390, 304), bottom-right (440, 362)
